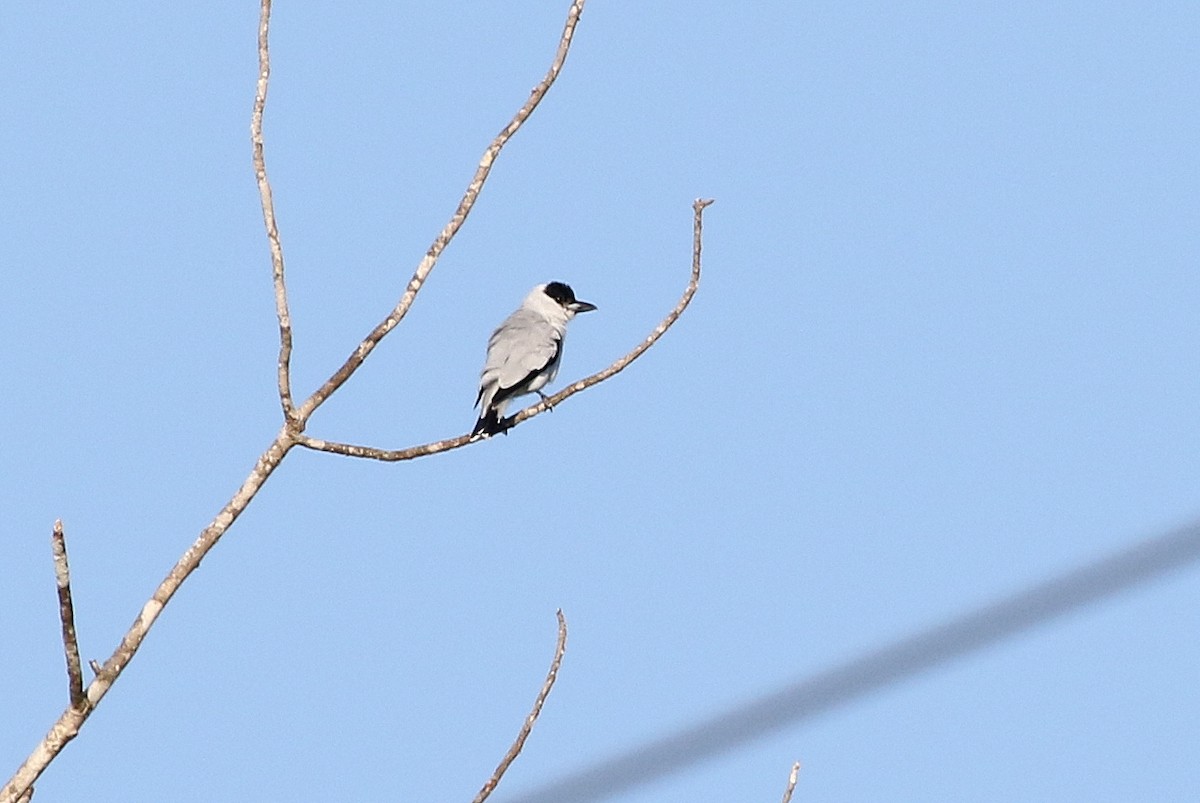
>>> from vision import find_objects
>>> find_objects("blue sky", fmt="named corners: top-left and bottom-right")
top-left (3, 2), bottom-right (1198, 801)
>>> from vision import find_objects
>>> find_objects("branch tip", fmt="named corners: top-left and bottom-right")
top-left (780, 761), bottom-right (802, 803)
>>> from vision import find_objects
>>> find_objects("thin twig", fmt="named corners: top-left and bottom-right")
top-left (474, 611), bottom-right (569, 803)
top-left (292, 0), bottom-right (589, 426)
top-left (295, 198), bottom-right (714, 462)
top-left (50, 521), bottom-right (85, 708)
top-left (251, 0), bottom-right (295, 422)
top-left (780, 761), bottom-right (801, 803)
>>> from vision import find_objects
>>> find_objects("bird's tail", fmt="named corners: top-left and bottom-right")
top-left (471, 406), bottom-right (508, 438)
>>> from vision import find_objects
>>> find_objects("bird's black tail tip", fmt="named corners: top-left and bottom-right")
top-left (471, 408), bottom-right (513, 438)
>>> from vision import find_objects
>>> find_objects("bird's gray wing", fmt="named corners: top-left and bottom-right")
top-left (480, 309), bottom-right (562, 405)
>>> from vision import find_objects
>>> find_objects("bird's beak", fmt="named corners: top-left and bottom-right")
top-left (569, 300), bottom-right (597, 313)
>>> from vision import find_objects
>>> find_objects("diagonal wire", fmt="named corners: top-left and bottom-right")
top-left (508, 518), bottom-right (1200, 803)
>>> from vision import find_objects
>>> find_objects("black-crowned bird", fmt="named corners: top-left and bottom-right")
top-left (472, 281), bottom-right (596, 438)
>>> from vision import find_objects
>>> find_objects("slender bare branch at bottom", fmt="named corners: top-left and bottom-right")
top-left (473, 611), bottom-right (568, 803)
top-left (1, 429), bottom-right (296, 803)
top-left (296, 199), bottom-right (715, 462)
top-left (780, 761), bottom-right (802, 803)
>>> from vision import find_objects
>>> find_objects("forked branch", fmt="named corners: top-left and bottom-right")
top-left (2, 3), bottom-right (591, 800)
top-left (2, 3), bottom-right (709, 801)
top-left (473, 611), bottom-right (569, 803)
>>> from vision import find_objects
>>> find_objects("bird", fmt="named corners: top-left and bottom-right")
top-left (472, 281), bottom-right (597, 438)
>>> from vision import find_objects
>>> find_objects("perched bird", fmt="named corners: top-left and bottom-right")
top-left (472, 281), bottom-right (597, 438)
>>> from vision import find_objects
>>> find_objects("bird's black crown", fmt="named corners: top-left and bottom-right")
top-left (543, 281), bottom-right (577, 306)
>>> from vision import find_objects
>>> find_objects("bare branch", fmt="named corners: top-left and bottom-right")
top-left (50, 521), bottom-right (85, 709)
top-left (1, 428), bottom-right (296, 803)
top-left (251, 0), bottom-right (295, 422)
top-left (294, 432), bottom-right (472, 462)
top-left (13, 787), bottom-right (31, 803)
top-left (293, 0), bottom-right (589, 426)
top-left (780, 761), bottom-right (801, 803)
top-left (295, 198), bottom-right (715, 462)
top-left (512, 198), bottom-right (713, 426)
top-left (474, 611), bottom-right (569, 803)
top-left (5, 4), bottom-right (593, 799)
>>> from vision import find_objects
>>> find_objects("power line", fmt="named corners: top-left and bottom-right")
top-left (509, 519), bottom-right (1200, 803)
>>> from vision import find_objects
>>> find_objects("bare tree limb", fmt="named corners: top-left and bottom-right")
top-left (474, 611), bottom-right (569, 803)
top-left (780, 761), bottom-right (801, 803)
top-left (3, 3), bottom-right (593, 800)
top-left (1, 429), bottom-right (296, 803)
top-left (294, 198), bottom-right (714, 461)
top-left (13, 787), bottom-right (31, 803)
top-left (251, 0), bottom-right (295, 422)
top-left (50, 520), bottom-right (85, 709)
top-left (292, 0), bottom-right (589, 427)
top-left (294, 431), bottom-right (473, 462)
